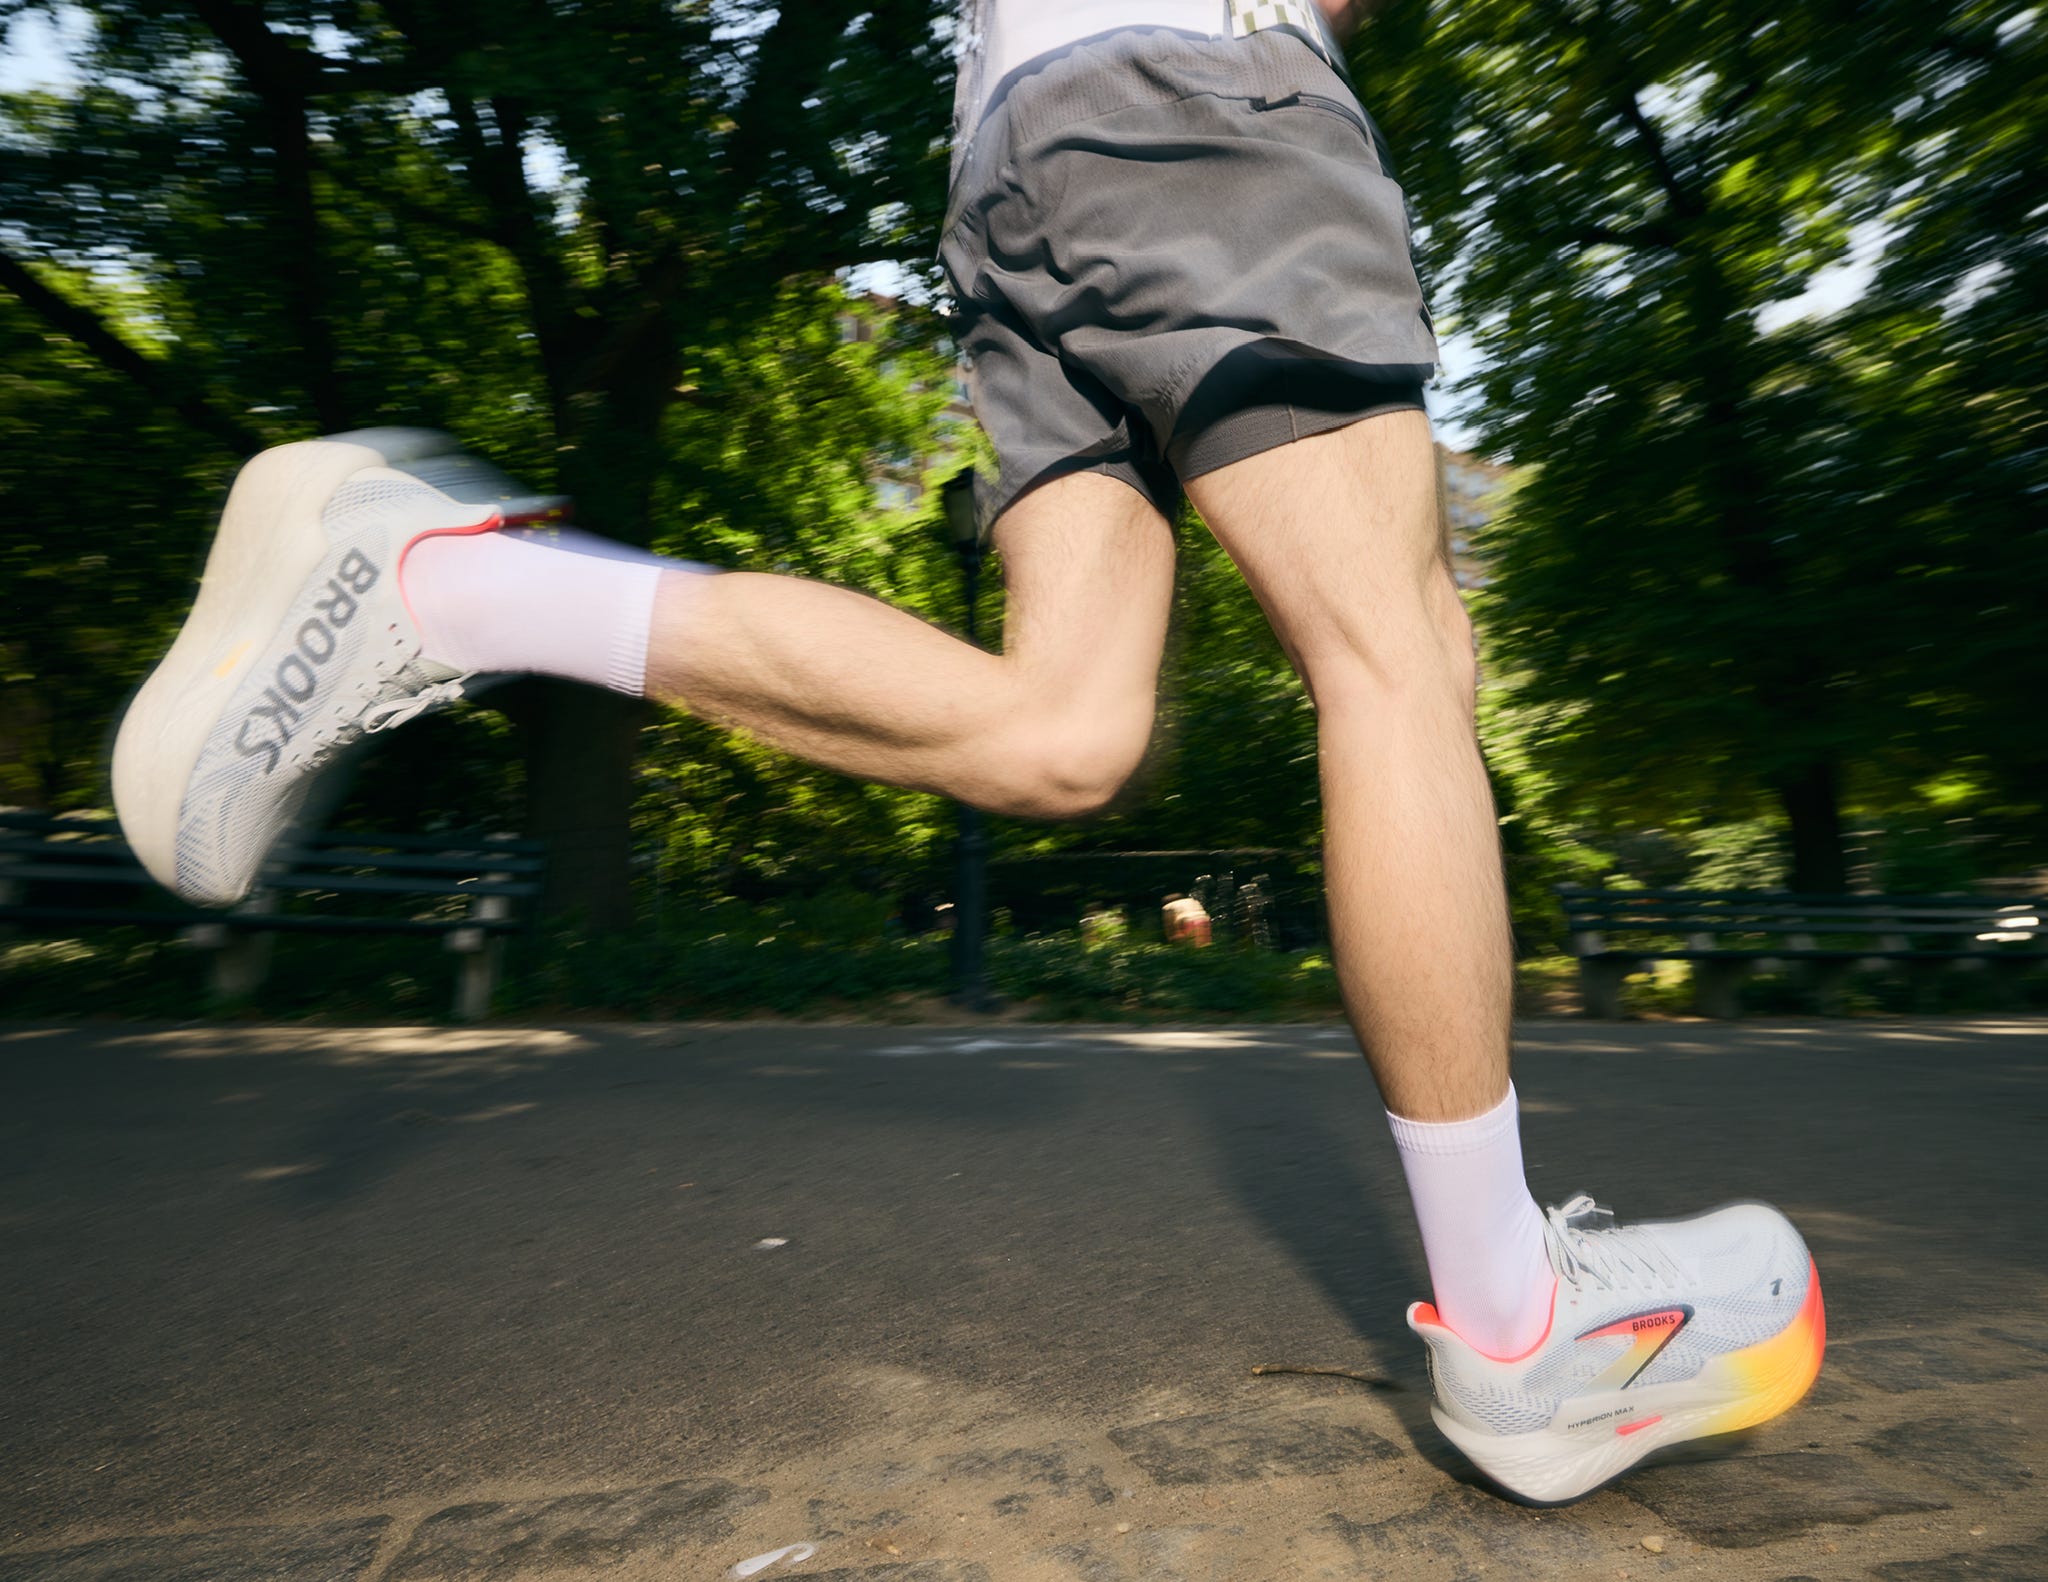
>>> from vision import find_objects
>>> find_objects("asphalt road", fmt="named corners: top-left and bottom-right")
top-left (2, 1017), bottom-right (2043, 1581)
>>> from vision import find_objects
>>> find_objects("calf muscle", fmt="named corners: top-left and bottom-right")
top-left (1187, 412), bottom-right (1514, 1121)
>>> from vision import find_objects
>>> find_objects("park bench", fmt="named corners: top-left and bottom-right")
top-left (1556, 885), bottom-right (2046, 1018)
top-left (0, 810), bottom-right (544, 1019)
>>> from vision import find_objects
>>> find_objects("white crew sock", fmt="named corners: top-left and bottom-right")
top-left (402, 526), bottom-right (705, 696)
top-left (1387, 1085), bottom-right (1553, 1358)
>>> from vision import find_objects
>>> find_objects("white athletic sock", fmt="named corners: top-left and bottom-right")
top-left (402, 527), bottom-right (702, 696)
top-left (1387, 1085), bottom-right (1553, 1358)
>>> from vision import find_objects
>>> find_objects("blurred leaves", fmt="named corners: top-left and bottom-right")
top-left (1357, 0), bottom-right (2048, 893)
top-left (0, 0), bottom-right (960, 915)
top-left (4, 0), bottom-right (2043, 942)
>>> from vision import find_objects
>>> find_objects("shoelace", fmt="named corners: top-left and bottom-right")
top-left (362, 676), bottom-right (470, 734)
top-left (1543, 1194), bottom-right (1684, 1295)
top-left (288, 671), bottom-right (472, 774)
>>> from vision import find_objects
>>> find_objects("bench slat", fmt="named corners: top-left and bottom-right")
top-left (1554, 885), bottom-right (2042, 966)
top-left (0, 906), bottom-right (203, 928)
top-left (0, 861), bottom-right (157, 885)
top-left (200, 913), bottom-right (527, 937)
top-left (298, 828), bottom-right (545, 856)
top-left (1557, 884), bottom-right (2040, 906)
top-left (1, 819), bottom-right (541, 858)
top-left (0, 838), bottom-right (138, 861)
top-left (1562, 920), bottom-right (2035, 938)
top-left (279, 849), bottom-right (546, 878)
top-left (0, 861), bottom-right (540, 900)
top-left (1577, 947), bottom-right (2040, 962)
top-left (1558, 899), bottom-right (2036, 919)
top-left (284, 873), bottom-right (542, 899)
top-left (0, 813), bottom-right (117, 834)
top-left (0, 905), bottom-right (525, 936)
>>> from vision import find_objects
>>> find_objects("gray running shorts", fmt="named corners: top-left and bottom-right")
top-left (940, 27), bottom-right (1440, 530)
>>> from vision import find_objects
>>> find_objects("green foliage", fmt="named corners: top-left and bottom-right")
top-left (0, 293), bottom-right (235, 808)
top-left (508, 896), bottom-right (946, 1016)
top-left (1143, 518), bottom-right (1322, 852)
top-left (990, 936), bottom-right (1340, 1020)
top-left (8, 0), bottom-right (2041, 1004)
top-left (0, 0), bottom-right (959, 919)
top-left (0, 0), bottom-right (1332, 923)
top-left (628, 287), bottom-right (969, 893)
top-left (1356, 0), bottom-right (2048, 891)
top-left (508, 898), bottom-right (1342, 1021)
top-left (0, 933), bottom-right (209, 1018)
top-left (992, 512), bottom-right (1324, 868)
top-left (0, 903), bottom-right (1346, 1022)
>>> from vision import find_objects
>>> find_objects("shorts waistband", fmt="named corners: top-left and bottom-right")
top-left (948, 25), bottom-right (1355, 227)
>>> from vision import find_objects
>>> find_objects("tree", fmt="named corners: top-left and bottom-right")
top-left (1, 0), bottom-right (954, 923)
top-left (1353, 0), bottom-right (2048, 890)
top-left (0, 289), bottom-right (231, 810)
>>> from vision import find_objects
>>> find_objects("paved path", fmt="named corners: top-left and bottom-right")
top-left (2, 1018), bottom-right (2043, 1580)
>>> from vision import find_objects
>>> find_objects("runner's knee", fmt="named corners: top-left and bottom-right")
top-left (1290, 569), bottom-right (1477, 715)
top-left (999, 693), bottom-right (1155, 819)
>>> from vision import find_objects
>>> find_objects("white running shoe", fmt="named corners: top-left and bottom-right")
top-left (113, 429), bottom-right (566, 906)
top-left (1409, 1195), bottom-right (1826, 1505)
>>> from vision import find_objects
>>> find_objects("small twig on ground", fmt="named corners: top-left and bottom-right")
top-left (1250, 1364), bottom-right (1401, 1391)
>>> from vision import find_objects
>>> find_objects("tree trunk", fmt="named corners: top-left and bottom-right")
top-left (1773, 760), bottom-right (1848, 893)
top-left (1688, 256), bottom-right (1853, 899)
top-left (512, 682), bottom-right (644, 931)
top-left (264, 88), bottom-right (349, 432)
top-left (505, 328), bottom-right (677, 928)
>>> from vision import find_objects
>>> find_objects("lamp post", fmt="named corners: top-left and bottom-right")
top-left (940, 468), bottom-right (995, 1011)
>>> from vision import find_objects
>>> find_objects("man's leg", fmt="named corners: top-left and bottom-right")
top-left (1183, 407), bottom-right (1550, 1355)
top-left (115, 422), bottom-right (1171, 905)
top-left (640, 474), bottom-right (1174, 818)
top-left (1185, 409), bottom-right (1824, 1503)
top-left (1185, 409), bottom-right (1509, 1116)
top-left (400, 469), bottom-right (1177, 817)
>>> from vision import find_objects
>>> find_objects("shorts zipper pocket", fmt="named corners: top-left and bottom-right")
top-left (1296, 91), bottom-right (1374, 141)
top-left (1327, 94), bottom-right (1402, 181)
top-left (1255, 90), bottom-right (1370, 137)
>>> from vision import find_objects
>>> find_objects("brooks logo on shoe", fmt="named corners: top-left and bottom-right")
top-left (233, 548), bottom-right (380, 773)
top-left (1577, 1305), bottom-right (1693, 1392)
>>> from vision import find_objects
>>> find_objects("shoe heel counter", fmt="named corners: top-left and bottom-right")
top-left (1408, 1315), bottom-right (1493, 1438)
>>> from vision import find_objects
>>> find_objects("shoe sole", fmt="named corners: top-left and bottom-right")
top-left (112, 434), bottom-right (456, 899)
top-left (1434, 1259), bottom-right (1827, 1504)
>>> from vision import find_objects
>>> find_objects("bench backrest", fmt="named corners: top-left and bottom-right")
top-left (0, 811), bottom-right (544, 917)
top-left (1554, 885), bottom-right (2044, 945)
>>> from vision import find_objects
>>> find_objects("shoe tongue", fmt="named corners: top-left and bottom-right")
top-left (393, 451), bottom-right (572, 524)
top-left (412, 655), bottom-right (466, 685)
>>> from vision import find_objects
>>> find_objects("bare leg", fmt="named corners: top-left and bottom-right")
top-left (1184, 410), bottom-right (1514, 1123)
top-left (645, 473), bottom-right (1176, 819)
